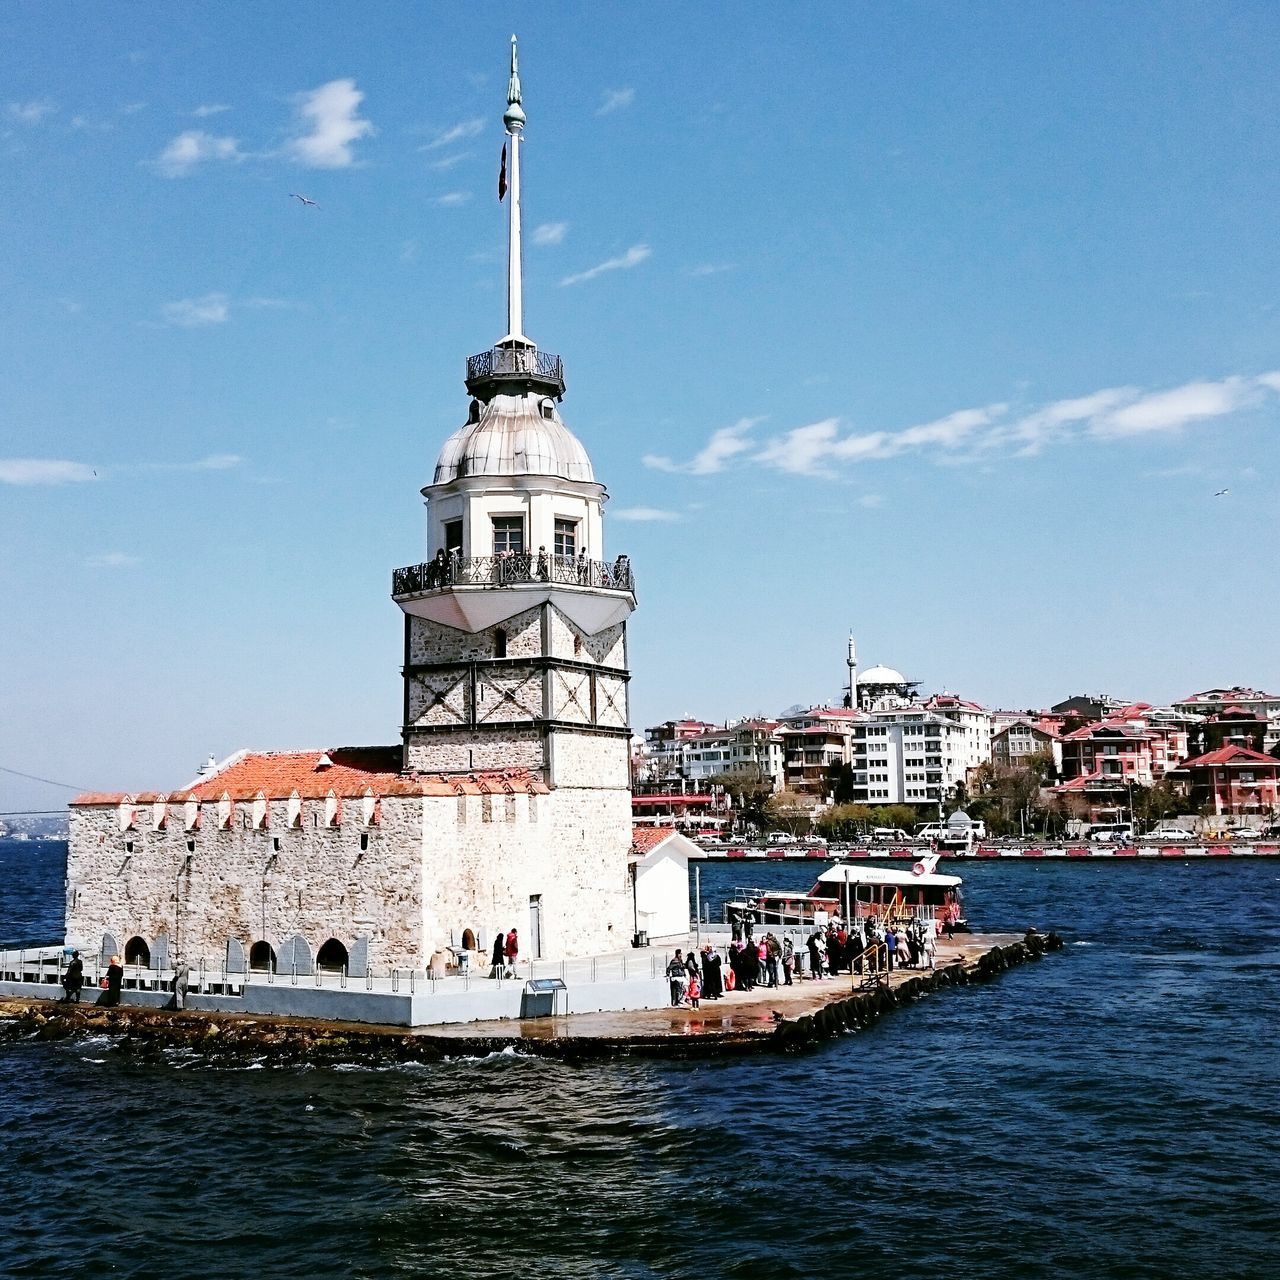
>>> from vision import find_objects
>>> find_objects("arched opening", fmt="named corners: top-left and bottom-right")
top-left (493, 628), bottom-right (507, 658)
top-left (316, 938), bottom-right (349, 973)
top-left (461, 927), bottom-right (477, 951)
top-left (123, 935), bottom-right (150, 966)
top-left (249, 940), bottom-right (277, 972)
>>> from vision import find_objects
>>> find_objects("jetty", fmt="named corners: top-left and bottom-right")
top-left (0, 930), bottom-right (1063, 1062)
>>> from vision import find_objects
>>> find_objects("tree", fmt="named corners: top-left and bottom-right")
top-left (708, 769), bottom-right (773, 832)
top-left (869, 804), bottom-right (918, 831)
top-left (826, 762), bottom-right (856, 805)
top-left (815, 802), bottom-right (872, 840)
top-left (763, 790), bottom-right (813, 836)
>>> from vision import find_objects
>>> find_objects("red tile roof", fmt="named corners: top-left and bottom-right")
top-left (1177, 745), bottom-right (1280, 770)
top-left (71, 747), bottom-right (548, 806)
top-left (631, 825), bottom-right (678, 855)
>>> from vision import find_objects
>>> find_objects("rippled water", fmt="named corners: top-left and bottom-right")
top-left (3, 840), bottom-right (1278, 1278)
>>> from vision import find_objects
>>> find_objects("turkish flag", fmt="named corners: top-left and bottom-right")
top-left (498, 143), bottom-right (507, 202)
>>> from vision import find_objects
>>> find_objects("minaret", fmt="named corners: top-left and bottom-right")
top-left (845, 633), bottom-right (858, 709)
top-left (391, 37), bottom-right (637, 788)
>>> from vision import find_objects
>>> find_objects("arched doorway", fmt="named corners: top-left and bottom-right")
top-left (249, 940), bottom-right (277, 972)
top-left (316, 938), bottom-right (349, 973)
top-left (461, 927), bottom-right (477, 951)
top-left (123, 935), bottom-right (150, 966)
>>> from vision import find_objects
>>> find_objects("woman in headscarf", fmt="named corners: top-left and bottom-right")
top-left (701, 944), bottom-right (723, 1000)
top-left (103, 954), bottom-right (124, 1006)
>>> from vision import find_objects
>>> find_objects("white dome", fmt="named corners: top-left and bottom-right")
top-left (859, 664), bottom-right (907, 685)
top-left (434, 393), bottom-right (595, 485)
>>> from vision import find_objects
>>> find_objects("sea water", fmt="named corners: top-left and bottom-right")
top-left (1, 839), bottom-right (1277, 1279)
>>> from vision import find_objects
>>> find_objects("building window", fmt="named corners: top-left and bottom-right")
top-left (444, 520), bottom-right (463, 555)
top-left (492, 516), bottom-right (524, 556)
top-left (494, 628), bottom-right (507, 658)
top-left (554, 518), bottom-right (578, 559)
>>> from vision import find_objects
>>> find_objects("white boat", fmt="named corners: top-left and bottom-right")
top-left (724, 863), bottom-right (965, 932)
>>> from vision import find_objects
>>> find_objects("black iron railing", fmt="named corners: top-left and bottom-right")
top-left (393, 552), bottom-right (634, 597)
top-left (465, 346), bottom-right (565, 395)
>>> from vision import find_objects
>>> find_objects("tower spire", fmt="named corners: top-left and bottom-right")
top-left (502, 35), bottom-right (527, 346)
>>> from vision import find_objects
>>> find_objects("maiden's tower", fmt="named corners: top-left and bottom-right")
top-left (65, 40), bottom-right (654, 982)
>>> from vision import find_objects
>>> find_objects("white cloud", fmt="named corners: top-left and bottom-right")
top-left (190, 454), bottom-right (242, 471)
top-left (427, 152), bottom-right (470, 171)
top-left (857, 494), bottom-right (884, 509)
top-left (560, 244), bottom-right (651, 287)
top-left (532, 222), bottom-right (568, 247)
top-left (434, 191), bottom-right (471, 207)
top-left (162, 293), bottom-right (230, 327)
top-left (597, 88), bottom-right (635, 115)
top-left (611, 506), bottom-right (682, 522)
top-left (86, 551), bottom-right (140, 568)
top-left (7, 99), bottom-right (56, 124)
top-left (650, 372), bottom-right (1280, 480)
top-left (644, 418), bottom-right (761, 475)
top-left (154, 130), bottom-right (243, 176)
top-left (242, 296), bottom-right (303, 311)
top-left (192, 103), bottom-right (230, 118)
top-left (1092, 377), bottom-right (1257, 437)
top-left (689, 262), bottom-right (736, 277)
top-left (424, 117), bottom-right (484, 150)
top-left (0, 459), bottom-right (97, 486)
top-left (287, 78), bottom-right (373, 169)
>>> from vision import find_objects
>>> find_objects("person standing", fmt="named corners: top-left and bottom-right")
top-left (701, 945), bottom-right (723, 999)
top-left (666, 951), bottom-right (688, 1006)
top-left (490, 932), bottom-right (505, 978)
top-left (504, 928), bottom-right (519, 978)
top-left (885, 927), bottom-right (898, 973)
top-left (923, 921), bottom-right (938, 970)
top-left (103, 954), bottom-right (124, 1006)
top-left (686, 971), bottom-right (701, 1009)
top-left (807, 931), bottom-right (823, 980)
top-left (781, 935), bottom-right (794, 986)
top-left (172, 961), bottom-right (190, 1010)
top-left (61, 951), bottom-right (84, 1003)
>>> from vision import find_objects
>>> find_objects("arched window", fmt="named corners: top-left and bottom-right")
top-left (249, 940), bottom-right (277, 972)
top-left (494, 628), bottom-right (507, 658)
top-left (123, 935), bottom-right (150, 966)
top-left (461, 928), bottom-right (477, 951)
top-left (316, 938), bottom-right (350, 973)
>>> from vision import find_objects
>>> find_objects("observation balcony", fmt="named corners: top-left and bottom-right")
top-left (465, 344), bottom-right (565, 400)
top-left (393, 553), bottom-right (633, 598)
top-left (392, 552), bottom-right (636, 635)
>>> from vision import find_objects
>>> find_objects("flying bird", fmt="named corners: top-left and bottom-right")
top-left (1214, 488), bottom-right (1229, 497)
top-left (289, 193), bottom-right (319, 208)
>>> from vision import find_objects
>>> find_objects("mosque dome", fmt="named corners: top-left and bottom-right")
top-left (433, 393), bottom-right (596, 485)
top-left (859, 664), bottom-right (907, 685)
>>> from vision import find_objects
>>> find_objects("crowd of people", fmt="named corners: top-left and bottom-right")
top-left (665, 915), bottom-right (944, 1007)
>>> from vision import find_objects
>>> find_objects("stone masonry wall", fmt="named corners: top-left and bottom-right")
top-left (409, 607), bottom-right (542, 665)
top-left (66, 798), bottom-right (427, 972)
top-left (404, 726), bottom-right (544, 774)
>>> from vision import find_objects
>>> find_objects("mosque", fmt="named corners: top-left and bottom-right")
top-left (65, 40), bottom-right (682, 980)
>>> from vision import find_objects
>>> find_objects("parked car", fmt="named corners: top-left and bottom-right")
top-left (1088, 827), bottom-right (1134, 843)
top-left (870, 827), bottom-right (912, 843)
top-left (1138, 827), bottom-right (1198, 842)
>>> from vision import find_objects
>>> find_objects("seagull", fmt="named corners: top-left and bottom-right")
top-left (289, 193), bottom-right (319, 208)
top-left (1214, 488), bottom-right (1229, 497)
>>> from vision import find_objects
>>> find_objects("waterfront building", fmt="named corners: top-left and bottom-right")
top-left (1172, 686), bottom-right (1280, 754)
top-left (991, 720), bottom-right (1063, 777)
top-left (634, 719), bottom-right (721, 788)
top-left (66, 41), bottom-right (682, 974)
top-left (1166, 746), bottom-right (1280, 820)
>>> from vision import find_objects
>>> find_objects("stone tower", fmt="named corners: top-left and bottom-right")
top-left (391, 36), bottom-right (636, 795)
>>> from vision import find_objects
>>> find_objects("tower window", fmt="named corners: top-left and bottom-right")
top-left (491, 516), bottom-right (524, 555)
top-left (444, 519), bottom-right (463, 557)
top-left (539, 398), bottom-right (555, 420)
top-left (554, 518), bottom-right (577, 560)
top-left (468, 399), bottom-right (482, 424)
top-left (494, 628), bottom-right (507, 658)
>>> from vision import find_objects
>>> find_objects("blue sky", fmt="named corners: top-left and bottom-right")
top-left (3, 2), bottom-right (1279, 810)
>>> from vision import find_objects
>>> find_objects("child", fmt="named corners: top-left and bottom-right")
top-left (686, 972), bottom-right (701, 1008)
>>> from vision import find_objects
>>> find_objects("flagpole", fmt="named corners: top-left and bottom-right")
top-left (503, 35), bottom-right (526, 344)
